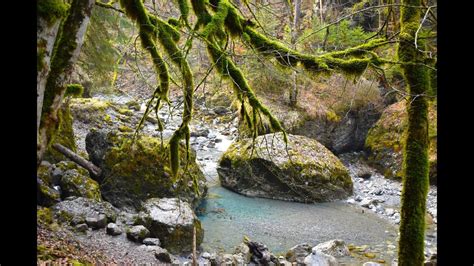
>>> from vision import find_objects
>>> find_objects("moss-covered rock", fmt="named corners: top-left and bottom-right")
top-left (59, 168), bottom-right (101, 201)
top-left (85, 130), bottom-right (207, 210)
top-left (218, 133), bottom-right (353, 202)
top-left (135, 198), bottom-right (203, 253)
top-left (365, 100), bottom-right (437, 184)
top-left (70, 98), bottom-right (111, 124)
top-left (52, 197), bottom-right (118, 226)
top-left (37, 163), bottom-right (61, 207)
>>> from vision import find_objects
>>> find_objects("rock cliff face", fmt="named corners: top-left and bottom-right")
top-left (365, 100), bottom-right (437, 184)
top-left (218, 133), bottom-right (353, 202)
top-left (86, 130), bottom-right (207, 210)
top-left (290, 104), bottom-right (382, 154)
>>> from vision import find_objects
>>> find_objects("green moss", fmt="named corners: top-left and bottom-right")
top-left (117, 108), bottom-right (133, 116)
top-left (397, 2), bottom-right (431, 264)
top-left (65, 83), bottom-right (84, 97)
top-left (45, 103), bottom-right (77, 163)
top-left (38, 207), bottom-right (54, 225)
top-left (118, 125), bottom-right (134, 132)
top-left (37, 0), bottom-right (69, 24)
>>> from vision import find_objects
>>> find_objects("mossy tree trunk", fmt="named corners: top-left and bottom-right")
top-left (397, 0), bottom-right (431, 265)
top-left (37, 1), bottom-right (67, 138)
top-left (37, 0), bottom-right (95, 166)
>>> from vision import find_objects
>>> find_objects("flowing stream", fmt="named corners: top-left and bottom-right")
top-left (190, 127), bottom-right (402, 264)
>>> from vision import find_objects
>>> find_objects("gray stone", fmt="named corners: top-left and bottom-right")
top-left (52, 197), bottom-right (118, 225)
top-left (136, 198), bottom-right (202, 253)
top-left (75, 223), bottom-right (88, 232)
top-left (385, 208), bottom-right (395, 216)
top-left (201, 252), bottom-right (211, 260)
top-left (218, 133), bottom-right (353, 202)
top-left (346, 198), bottom-right (356, 204)
top-left (143, 238), bottom-right (161, 246)
top-left (233, 242), bottom-right (250, 263)
top-left (303, 250), bottom-right (338, 266)
top-left (191, 128), bottom-right (210, 137)
top-left (363, 262), bottom-right (383, 266)
top-left (85, 214), bottom-right (107, 229)
top-left (213, 106), bottom-right (230, 115)
top-left (286, 243), bottom-right (312, 263)
top-left (154, 247), bottom-right (172, 263)
top-left (126, 225), bottom-right (150, 242)
top-left (313, 239), bottom-right (350, 257)
top-left (360, 198), bottom-right (375, 208)
top-left (106, 223), bottom-right (122, 236)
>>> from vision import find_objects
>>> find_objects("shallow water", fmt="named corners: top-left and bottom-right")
top-left (192, 128), bottom-right (399, 263)
top-left (199, 186), bottom-right (397, 256)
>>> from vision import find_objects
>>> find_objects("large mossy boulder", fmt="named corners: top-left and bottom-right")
top-left (58, 165), bottom-right (101, 201)
top-left (365, 100), bottom-right (437, 184)
top-left (85, 130), bottom-right (207, 210)
top-left (218, 133), bottom-right (353, 202)
top-left (135, 198), bottom-right (203, 253)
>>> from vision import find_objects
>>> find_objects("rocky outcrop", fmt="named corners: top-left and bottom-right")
top-left (135, 198), bottom-right (203, 253)
top-left (365, 100), bottom-right (437, 184)
top-left (218, 133), bottom-right (353, 202)
top-left (291, 104), bottom-right (382, 154)
top-left (85, 130), bottom-right (207, 210)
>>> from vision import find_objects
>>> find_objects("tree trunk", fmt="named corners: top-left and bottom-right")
top-left (397, 0), bottom-right (430, 265)
top-left (37, 17), bottom-right (62, 138)
top-left (52, 143), bottom-right (102, 177)
top-left (37, 0), bottom-right (95, 166)
top-left (289, 0), bottom-right (302, 107)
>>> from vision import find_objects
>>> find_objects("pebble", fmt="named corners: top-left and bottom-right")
top-left (385, 208), bottom-right (395, 216)
top-left (75, 223), bottom-right (88, 232)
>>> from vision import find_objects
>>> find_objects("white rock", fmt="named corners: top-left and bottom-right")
top-left (303, 250), bottom-right (338, 266)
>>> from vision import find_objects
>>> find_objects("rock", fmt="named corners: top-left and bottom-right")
top-left (85, 214), bottom-right (107, 229)
top-left (233, 242), bottom-right (251, 263)
top-left (59, 168), bottom-right (101, 201)
top-left (201, 252), bottom-right (211, 260)
top-left (354, 165), bottom-right (373, 179)
top-left (37, 176), bottom-right (61, 207)
top-left (136, 198), bottom-right (203, 253)
top-left (303, 250), bottom-right (338, 266)
top-left (106, 223), bottom-right (122, 236)
top-left (365, 101), bottom-right (437, 183)
top-left (75, 223), bottom-right (88, 232)
top-left (218, 133), bottom-right (353, 202)
top-left (346, 198), bottom-right (356, 204)
top-left (363, 262), bottom-right (383, 266)
top-left (213, 106), bottom-right (230, 115)
top-left (360, 198), bottom-right (375, 208)
top-left (290, 103), bottom-right (382, 154)
top-left (385, 208), bottom-right (395, 216)
top-left (286, 243), bottom-right (312, 263)
top-left (143, 238), bottom-right (161, 246)
top-left (313, 239), bottom-right (350, 257)
top-left (85, 130), bottom-right (207, 209)
top-left (52, 197), bottom-right (118, 225)
top-left (127, 225), bottom-right (150, 242)
top-left (424, 252), bottom-right (437, 266)
top-left (154, 247), bottom-right (172, 263)
top-left (191, 128), bottom-right (210, 137)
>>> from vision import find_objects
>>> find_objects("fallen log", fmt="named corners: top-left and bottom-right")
top-left (52, 143), bottom-right (102, 177)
